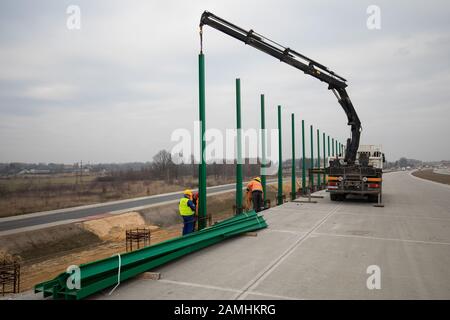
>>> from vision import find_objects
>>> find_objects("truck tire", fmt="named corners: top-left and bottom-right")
top-left (368, 194), bottom-right (378, 203)
top-left (330, 194), bottom-right (344, 201)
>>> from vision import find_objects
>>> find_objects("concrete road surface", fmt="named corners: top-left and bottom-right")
top-left (0, 180), bottom-right (277, 236)
top-left (87, 171), bottom-right (450, 299)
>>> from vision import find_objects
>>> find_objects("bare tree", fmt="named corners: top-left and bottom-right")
top-left (152, 149), bottom-right (173, 181)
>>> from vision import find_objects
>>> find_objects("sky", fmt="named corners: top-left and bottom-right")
top-left (0, 0), bottom-right (449, 164)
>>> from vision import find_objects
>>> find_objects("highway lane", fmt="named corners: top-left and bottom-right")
top-left (0, 180), bottom-right (277, 234)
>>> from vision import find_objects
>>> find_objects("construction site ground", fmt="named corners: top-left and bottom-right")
top-left (1, 185), bottom-right (291, 296)
top-left (9, 171), bottom-right (450, 300)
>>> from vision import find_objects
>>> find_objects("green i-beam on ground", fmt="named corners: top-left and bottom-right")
top-left (198, 53), bottom-right (207, 230)
top-left (260, 94), bottom-right (267, 207)
top-left (277, 105), bottom-right (283, 205)
top-left (235, 79), bottom-right (243, 214)
top-left (301, 120), bottom-right (306, 194)
top-left (291, 113), bottom-right (296, 201)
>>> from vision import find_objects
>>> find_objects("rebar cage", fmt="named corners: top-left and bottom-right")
top-left (125, 228), bottom-right (151, 252)
top-left (0, 260), bottom-right (20, 295)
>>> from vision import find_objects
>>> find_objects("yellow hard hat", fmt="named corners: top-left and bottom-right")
top-left (254, 177), bottom-right (261, 182)
top-left (183, 189), bottom-right (193, 196)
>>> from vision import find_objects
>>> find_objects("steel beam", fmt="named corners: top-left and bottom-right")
top-left (235, 79), bottom-right (243, 214)
top-left (291, 113), bottom-right (296, 201)
top-left (301, 120), bottom-right (306, 194)
top-left (260, 94), bottom-right (267, 206)
top-left (198, 53), bottom-right (207, 230)
top-left (277, 105), bottom-right (283, 205)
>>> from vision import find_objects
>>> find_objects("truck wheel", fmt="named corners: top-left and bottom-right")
top-left (368, 194), bottom-right (378, 203)
top-left (330, 194), bottom-right (344, 201)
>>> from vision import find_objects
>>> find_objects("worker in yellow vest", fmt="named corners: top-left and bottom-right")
top-left (246, 177), bottom-right (263, 212)
top-left (179, 189), bottom-right (196, 235)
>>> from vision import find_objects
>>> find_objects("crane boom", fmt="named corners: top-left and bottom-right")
top-left (199, 11), bottom-right (361, 164)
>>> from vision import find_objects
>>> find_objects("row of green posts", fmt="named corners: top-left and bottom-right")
top-left (197, 53), bottom-right (345, 220)
top-left (34, 52), bottom-right (345, 299)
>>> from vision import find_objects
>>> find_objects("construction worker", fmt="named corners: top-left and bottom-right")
top-left (246, 177), bottom-right (263, 212)
top-left (179, 189), bottom-right (196, 235)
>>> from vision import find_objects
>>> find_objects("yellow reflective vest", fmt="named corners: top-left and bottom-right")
top-left (179, 197), bottom-right (194, 216)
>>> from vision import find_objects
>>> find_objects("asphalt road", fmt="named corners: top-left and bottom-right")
top-left (87, 171), bottom-right (450, 299)
top-left (0, 180), bottom-right (276, 235)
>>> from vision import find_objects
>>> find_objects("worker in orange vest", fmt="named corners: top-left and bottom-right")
top-left (246, 177), bottom-right (263, 212)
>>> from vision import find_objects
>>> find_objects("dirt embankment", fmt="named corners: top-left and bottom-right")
top-left (412, 169), bottom-right (450, 185)
top-left (0, 190), bottom-right (242, 292)
top-left (0, 183), bottom-right (291, 293)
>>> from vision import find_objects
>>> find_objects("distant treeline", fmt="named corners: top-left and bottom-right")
top-left (0, 150), bottom-right (434, 180)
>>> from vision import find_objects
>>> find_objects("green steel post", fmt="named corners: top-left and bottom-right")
top-left (327, 135), bottom-right (330, 185)
top-left (291, 113), bottom-right (296, 201)
top-left (260, 94), bottom-right (267, 207)
top-left (332, 138), bottom-right (335, 157)
top-left (235, 79), bottom-right (243, 214)
top-left (301, 120), bottom-right (306, 194)
top-left (323, 132), bottom-right (326, 185)
top-left (317, 129), bottom-right (321, 186)
top-left (310, 125), bottom-right (314, 189)
top-left (328, 135), bottom-right (330, 158)
top-left (277, 105), bottom-right (283, 205)
top-left (198, 53), bottom-right (207, 230)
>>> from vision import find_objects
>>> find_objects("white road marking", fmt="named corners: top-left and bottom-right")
top-left (312, 232), bottom-right (450, 246)
top-left (233, 203), bottom-right (343, 300)
top-left (157, 279), bottom-right (301, 300)
top-left (334, 210), bottom-right (450, 222)
top-left (158, 279), bottom-right (241, 294)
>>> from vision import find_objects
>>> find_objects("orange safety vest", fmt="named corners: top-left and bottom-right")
top-left (247, 180), bottom-right (263, 193)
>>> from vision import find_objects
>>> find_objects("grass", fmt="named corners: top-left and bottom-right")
top-left (0, 174), bottom-right (236, 218)
top-left (0, 171), bottom-right (310, 218)
top-left (412, 169), bottom-right (450, 185)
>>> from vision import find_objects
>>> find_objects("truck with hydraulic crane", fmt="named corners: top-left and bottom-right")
top-left (199, 11), bottom-right (384, 205)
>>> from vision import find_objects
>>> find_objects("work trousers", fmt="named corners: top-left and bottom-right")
top-left (182, 215), bottom-right (196, 235)
top-left (252, 190), bottom-right (263, 213)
